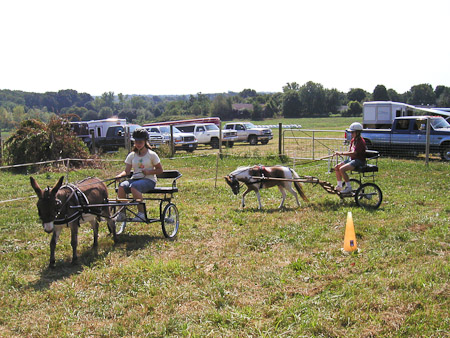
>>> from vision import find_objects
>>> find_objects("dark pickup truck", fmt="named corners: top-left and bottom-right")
top-left (346, 116), bottom-right (450, 160)
top-left (89, 125), bottom-right (163, 151)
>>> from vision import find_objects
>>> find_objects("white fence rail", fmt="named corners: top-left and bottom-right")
top-left (282, 129), bottom-right (346, 160)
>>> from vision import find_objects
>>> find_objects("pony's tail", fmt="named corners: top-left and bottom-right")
top-left (290, 168), bottom-right (309, 202)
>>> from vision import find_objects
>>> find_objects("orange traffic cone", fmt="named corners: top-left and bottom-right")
top-left (343, 211), bottom-right (358, 252)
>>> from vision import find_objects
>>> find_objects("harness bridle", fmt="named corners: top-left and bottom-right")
top-left (48, 183), bottom-right (91, 225)
top-left (228, 165), bottom-right (267, 193)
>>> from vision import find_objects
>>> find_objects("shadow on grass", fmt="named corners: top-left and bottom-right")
top-left (30, 233), bottom-right (162, 291)
top-left (234, 206), bottom-right (301, 214)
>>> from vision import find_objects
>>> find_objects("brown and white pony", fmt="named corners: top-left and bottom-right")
top-left (30, 176), bottom-right (117, 268)
top-left (225, 165), bottom-right (308, 209)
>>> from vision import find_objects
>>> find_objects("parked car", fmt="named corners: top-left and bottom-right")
top-left (176, 123), bottom-right (237, 148)
top-left (224, 122), bottom-right (273, 145)
top-left (346, 116), bottom-right (450, 160)
top-left (144, 125), bottom-right (198, 152)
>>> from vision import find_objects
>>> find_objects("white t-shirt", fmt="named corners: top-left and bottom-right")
top-left (125, 150), bottom-right (161, 182)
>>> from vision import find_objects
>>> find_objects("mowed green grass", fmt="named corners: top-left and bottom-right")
top-left (0, 118), bottom-right (449, 337)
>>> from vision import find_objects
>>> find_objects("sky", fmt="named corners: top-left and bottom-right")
top-left (1, 0), bottom-right (449, 96)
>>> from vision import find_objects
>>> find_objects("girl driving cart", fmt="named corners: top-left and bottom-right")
top-left (334, 122), bottom-right (366, 194)
top-left (115, 128), bottom-right (163, 221)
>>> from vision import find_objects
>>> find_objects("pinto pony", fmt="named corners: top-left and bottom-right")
top-left (225, 165), bottom-right (308, 209)
top-left (30, 176), bottom-right (117, 268)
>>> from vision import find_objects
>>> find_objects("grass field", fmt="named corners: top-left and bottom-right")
top-left (0, 117), bottom-right (449, 337)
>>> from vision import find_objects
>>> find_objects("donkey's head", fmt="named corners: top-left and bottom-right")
top-left (30, 176), bottom-right (64, 233)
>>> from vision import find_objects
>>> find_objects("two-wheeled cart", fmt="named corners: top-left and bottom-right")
top-left (110, 170), bottom-right (182, 237)
top-left (253, 151), bottom-right (383, 209)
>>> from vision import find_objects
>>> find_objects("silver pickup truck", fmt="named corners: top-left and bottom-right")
top-left (224, 122), bottom-right (273, 145)
top-left (346, 116), bottom-right (450, 160)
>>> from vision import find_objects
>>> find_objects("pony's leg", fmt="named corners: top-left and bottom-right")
top-left (242, 188), bottom-right (252, 208)
top-left (277, 186), bottom-right (287, 209)
top-left (255, 191), bottom-right (262, 209)
top-left (49, 227), bottom-right (62, 268)
top-left (285, 183), bottom-right (300, 207)
top-left (70, 222), bottom-right (79, 265)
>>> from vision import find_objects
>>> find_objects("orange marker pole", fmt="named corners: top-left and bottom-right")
top-left (343, 211), bottom-right (358, 252)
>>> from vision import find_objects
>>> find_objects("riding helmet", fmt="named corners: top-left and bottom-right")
top-left (132, 128), bottom-right (149, 141)
top-left (347, 122), bottom-right (363, 132)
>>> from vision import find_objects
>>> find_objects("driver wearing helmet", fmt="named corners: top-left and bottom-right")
top-left (115, 128), bottom-right (163, 222)
top-left (333, 122), bottom-right (366, 194)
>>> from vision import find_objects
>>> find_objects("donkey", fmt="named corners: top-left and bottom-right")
top-left (30, 176), bottom-right (117, 268)
top-left (225, 165), bottom-right (308, 209)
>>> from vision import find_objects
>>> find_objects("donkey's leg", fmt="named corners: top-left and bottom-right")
top-left (277, 186), bottom-right (287, 209)
top-left (70, 222), bottom-right (79, 265)
top-left (285, 183), bottom-right (300, 207)
top-left (105, 207), bottom-right (118, 243)
top-left (90, 219), bottom-right (99, 247)
top-left (49, 227), bottom-right (62, 268)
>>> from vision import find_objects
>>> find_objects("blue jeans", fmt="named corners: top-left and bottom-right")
top-left (344, 158), bottom-right (366, 170)
top-left (120, 179), bottom-right (156, 194)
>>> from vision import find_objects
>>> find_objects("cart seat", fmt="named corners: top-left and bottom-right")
top-left (355, 164), bottom-right (378, 173)
top-left (145, 186), bottom-right (178, 193)
top-left (144, 170), bottom-right (182, 194)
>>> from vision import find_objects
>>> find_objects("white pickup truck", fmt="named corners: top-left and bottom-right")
top-left (144, 125), bottom-right (198, 152)
top-left (224, 122), bottom-right (273, 145)
top-left (176, 123), bottom-right (237, 148)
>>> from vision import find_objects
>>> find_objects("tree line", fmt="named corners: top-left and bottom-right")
top-left (1, 82), bottom-right (449, 130)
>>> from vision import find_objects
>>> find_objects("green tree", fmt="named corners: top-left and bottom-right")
top-left (211, 95), bottom-right (232, 120)
top-left (343, 101), bottom-right (363, 117)
top-left (298, 81), bottom-right (327, 117)
top-left (387, 89), bottom-right (401, 102)
top-left (434, 85), bottom-right (447, 99)
top-left (101, 92), bottom-right (115, 109)
top-left (98, 107), bottom-right (113, 119)
top-left (282, 87), bottom-right (301, 118)
top-left (436, 87), bottom-right (450, 107)
top-left (347, 88), bottom-right (368, 102)
top-left (408, 84), bottom-right (436, 105)
top-left (373, 85), bottom-right (389, 101)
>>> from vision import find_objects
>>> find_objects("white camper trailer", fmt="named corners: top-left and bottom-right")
top-left (363, 101), bottom-right (450, 128)
top-left (363, 102), bottom-right (415, 128)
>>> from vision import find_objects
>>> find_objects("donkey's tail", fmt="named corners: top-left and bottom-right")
top-left (290, 168), bottom-right (309, 202)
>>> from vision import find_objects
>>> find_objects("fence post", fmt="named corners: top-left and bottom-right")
top-left (312, 131), bottom-right (315, 160)
top-left (170, 125), bottom-right (175, 157)
top-left (278, 123), bottom-right (282, 159)
top-left (0, 130), bottom-right (2, 166)
top-left (425, 117), bottom-right (431, 166)
top-left (219, 122), bottom-right (223, 159)
top-left (90, 130), bottom-right (97, 154)
top-left (127, 126), bottom-right (132, 152)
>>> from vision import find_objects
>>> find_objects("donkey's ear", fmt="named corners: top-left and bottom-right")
top-left (30, 177), bottom-right (43, 198)
top-left (51, 176), bottom-right (65, 196)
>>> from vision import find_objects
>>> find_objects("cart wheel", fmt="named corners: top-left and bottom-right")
top-left (116, 221), bottom-right (127, 235)
top-left (355, 183), bottom-right (382, 209)
top-left (162, 203), bottom-right (179, 239)
top-left (348, 178), bottom-right (361, 193)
